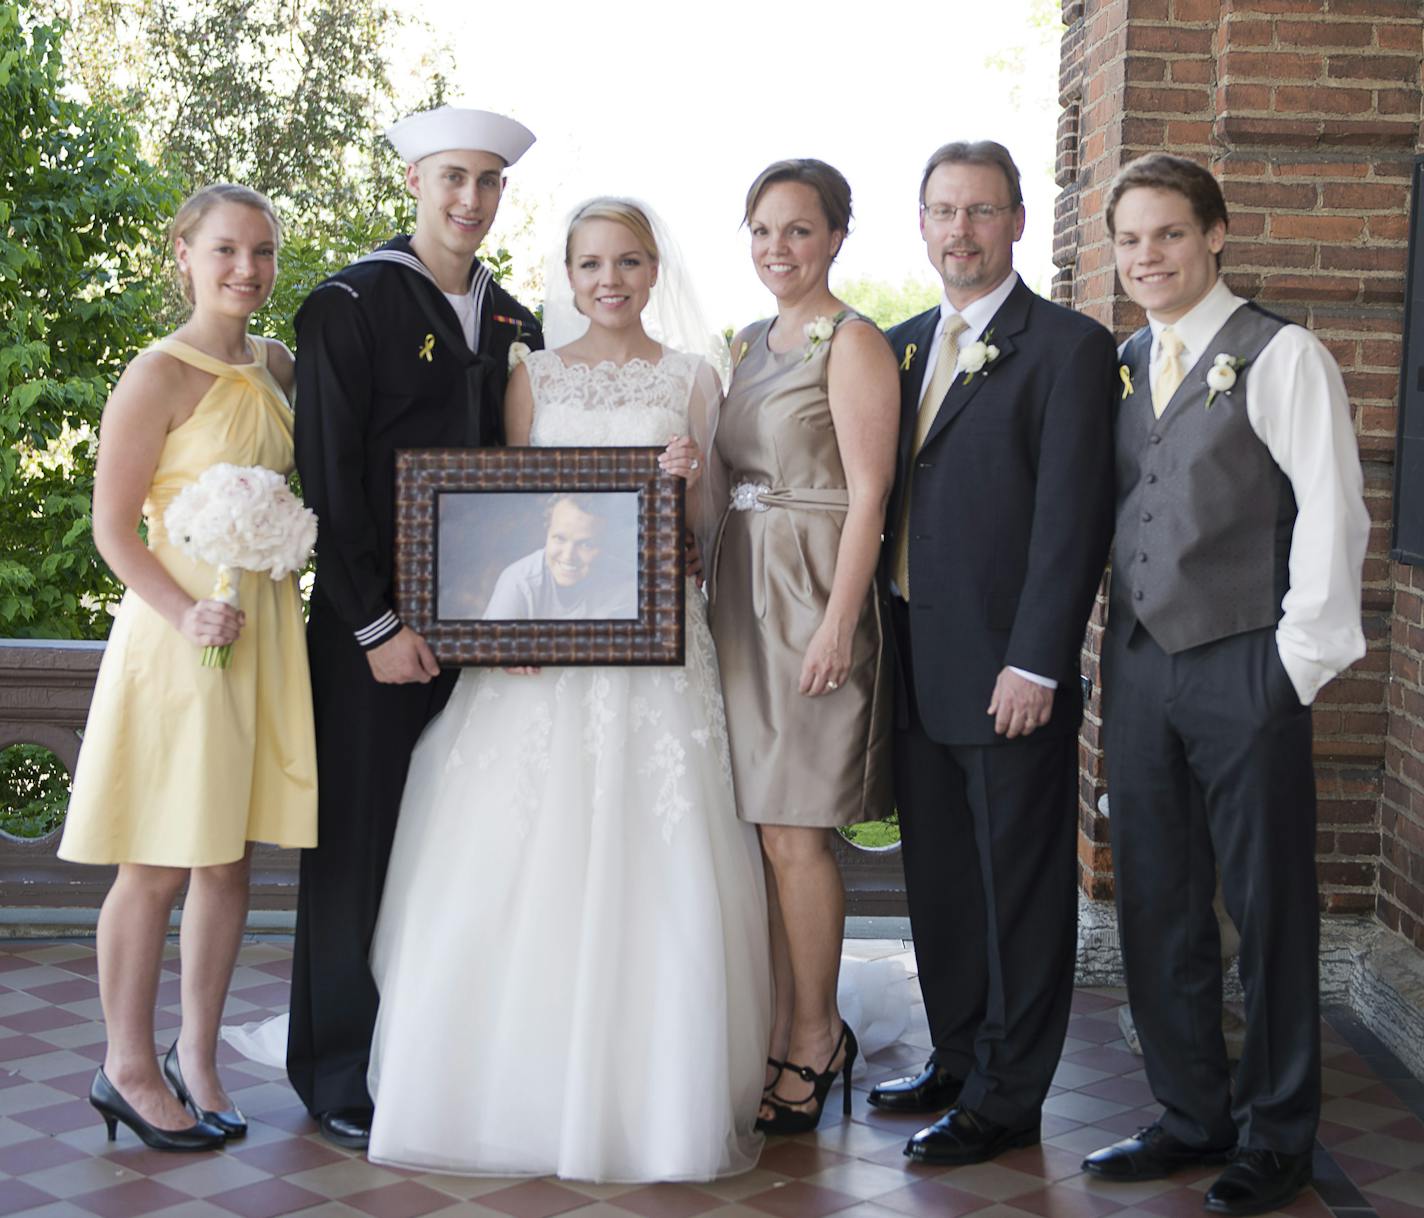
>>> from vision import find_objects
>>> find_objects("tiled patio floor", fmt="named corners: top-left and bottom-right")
top-left (1, 937), bottom-right (1422, 1218)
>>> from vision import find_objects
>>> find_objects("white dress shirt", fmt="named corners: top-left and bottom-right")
top-left (1146, 278), bottom-right (1369, 705)
top-left (919, 271), bottom-right (1020, 405)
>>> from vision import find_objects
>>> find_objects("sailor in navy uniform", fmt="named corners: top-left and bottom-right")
top-left (286, 105), bottom-right (542, 1148)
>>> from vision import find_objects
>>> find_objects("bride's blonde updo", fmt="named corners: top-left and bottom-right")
top-left (564, 197), bottom-right (660, 266)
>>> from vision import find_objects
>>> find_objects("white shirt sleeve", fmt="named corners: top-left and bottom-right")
top-left (1008, 666), bottom-right (1058, 690)
top-left (1246, 326), bottom-right (1369, 704)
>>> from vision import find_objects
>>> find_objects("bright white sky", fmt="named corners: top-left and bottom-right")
top-left (399, 0), bottom-right (1061, 332)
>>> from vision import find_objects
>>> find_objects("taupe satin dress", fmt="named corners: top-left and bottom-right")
top-left (709, 312), bottom-right (892, 827)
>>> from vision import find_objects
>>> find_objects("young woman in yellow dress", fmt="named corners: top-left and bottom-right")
top-left (58, 184), bottom-right (317, 1151)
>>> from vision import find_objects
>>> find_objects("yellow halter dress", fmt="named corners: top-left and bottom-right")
top-left (58, 337), bottom-right (317, 867)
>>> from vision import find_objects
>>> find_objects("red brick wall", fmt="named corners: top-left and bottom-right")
top-left (1384, 565), bottom-right (1424, 946)
top-left (1057, 0), bottom-right (1422, 920)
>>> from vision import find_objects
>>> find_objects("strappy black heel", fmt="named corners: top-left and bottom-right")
top-left (756, 1024), bottom-right (858, 1135)
top-left (764, 1055), bottom-right (786, 1095)
top-left (88, 1069), bottom-right (226, 1151)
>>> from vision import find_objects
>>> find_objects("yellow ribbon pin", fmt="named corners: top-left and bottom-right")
top-left (418, 334), bottom-right (435, 362)
top-left (1120, 365), bottom-right (1134, 399)
top-left (900, 343), bottom-right (917, 372)
top-left (736, 341), bottom-right (749, 367)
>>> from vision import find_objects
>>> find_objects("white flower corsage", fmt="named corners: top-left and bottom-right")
top-left (803, 315), bottom-right (836, 361)
top-left (508, 340), bottom-right (531, 371)
top-left (955, 329), bottom-right (1001, 384)
top-left (1205, 353), bottom-right (1247, 408)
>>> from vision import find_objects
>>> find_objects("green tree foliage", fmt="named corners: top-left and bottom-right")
top-left (6, 0), bottom-right (517, 642)
top-left (840, 814), bottom-right (901, 850)
top-left (42, 0), bottom-right (457, 347)
top-left (46, 0), bottom-right (439, 210)
top-left (0, 3), bottom-right (179, 637)
top-left (834, 275), bottom-right (941, 330)
top-left (0, 744), bottom-right (70, 838)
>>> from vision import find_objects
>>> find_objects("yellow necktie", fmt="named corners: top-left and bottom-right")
top-left (894, 316), bottom-right (969, 598)
top-left (1152, 327), bottom-right (1185, 419)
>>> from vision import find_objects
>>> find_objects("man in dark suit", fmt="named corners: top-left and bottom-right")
top-left (287, 105), bottom-right (542, 1148)
top-left (870, 140), bottom-right (1116, 1164)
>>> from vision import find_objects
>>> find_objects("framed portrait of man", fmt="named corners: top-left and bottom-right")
top-left (394, 447), bottom-right (686, 665)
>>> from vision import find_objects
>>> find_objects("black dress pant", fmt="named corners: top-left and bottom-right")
top-left (891, 601), bottom-right (1078, 1128)
top-left (286, 595), bottom-right (456, 1116)
top-left (1103, 621), bottom-right (1319, 1154)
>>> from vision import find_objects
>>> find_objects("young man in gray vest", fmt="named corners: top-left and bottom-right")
top-left (1081, 154), bottom-right (1368, 1214)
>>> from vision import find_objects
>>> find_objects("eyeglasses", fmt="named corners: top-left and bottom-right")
top-left (921, 203), bottom-right (1016, 224)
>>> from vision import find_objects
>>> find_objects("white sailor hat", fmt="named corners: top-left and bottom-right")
top-left (385, 105), bottom-right (536, 167)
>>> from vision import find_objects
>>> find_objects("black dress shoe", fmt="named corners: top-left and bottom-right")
top-left (162, 1043), bottom-right (247, 1139)
top-left (904, 1105), bottom-right (1039, 1165)
top-left (1082, 1123), bottom-right (1235, 1180)
top-left (1204, 1149), bottom-right (1312, 1216)
top-left (868, 1059), bottom-right (964, 1113)
top-left (319, 1107), bottom-right (373, 1149)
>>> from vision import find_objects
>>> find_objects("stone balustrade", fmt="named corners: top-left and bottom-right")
top-left (0, 639), bottom-right (906, 917)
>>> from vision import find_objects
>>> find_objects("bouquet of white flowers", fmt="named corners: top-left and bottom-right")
top-left (163, 463), bottom-right (318, 669)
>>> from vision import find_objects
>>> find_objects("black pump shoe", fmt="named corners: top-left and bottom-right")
top-left (163, 1043), bottom-right (247, 1139)
top-left (756, 1024), bottom-right (858, 1136)
top-left (89, 1069), bottom-right (226, 1151)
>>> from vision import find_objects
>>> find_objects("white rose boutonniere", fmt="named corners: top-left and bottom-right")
top-left (1205, 353), bottom-right (1247, 408)
top-left (803, 315), bottom-right (836, 362)
top-left (508, 340), bottom-right (531, 371)
top-left (955, 329), bottom-right (1001, 385)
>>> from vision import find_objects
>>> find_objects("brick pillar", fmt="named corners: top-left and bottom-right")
top-left (1384, 567), bottom-right (1424, 946)
top-left (1057, 0), bottom-right (1422, 914)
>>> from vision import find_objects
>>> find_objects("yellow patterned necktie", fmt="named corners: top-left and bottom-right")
top-left (1152, 326), bottom-right (1185, 419)
top-left (894, 315), bottom-right (970, 598)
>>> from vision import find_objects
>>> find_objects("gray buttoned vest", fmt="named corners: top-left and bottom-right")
top-left (1110, 302), bottom-right (1297, 653)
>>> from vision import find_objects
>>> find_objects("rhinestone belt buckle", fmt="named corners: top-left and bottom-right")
top-left (730, 481), bottom-right (772, 512)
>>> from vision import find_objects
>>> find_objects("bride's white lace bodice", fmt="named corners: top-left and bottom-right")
top-left (439, 346), bottom-right (733, 842)
top-left (525, 349), bottom-right (702, 447)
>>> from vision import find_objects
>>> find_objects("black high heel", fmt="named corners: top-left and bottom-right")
top-left (88, 1069), bottom-right (226, 1151)
top-left (764, 1055), bottom-right (786, 1094)
top-left (756, 1024), bottom-right (858, 1135)
top-left (163, 1043), bottom-right (247, 1138)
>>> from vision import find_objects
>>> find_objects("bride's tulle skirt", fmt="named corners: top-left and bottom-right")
top-left (364, 614), bottom-right (772, 1182)
top-left (218, 598), bottom-right (915, 1180)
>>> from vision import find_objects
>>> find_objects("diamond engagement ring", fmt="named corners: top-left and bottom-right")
top-left (690, 458), bottom-right (699, 470)
top-left (827, 680), bottom-right (839, 691)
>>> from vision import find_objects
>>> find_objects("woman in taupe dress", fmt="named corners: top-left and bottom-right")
top-left (709, 160), bottom-right (899, 1133)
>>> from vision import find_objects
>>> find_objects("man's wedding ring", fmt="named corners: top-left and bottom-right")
top-left (827, 680), bottom-right (839, 691)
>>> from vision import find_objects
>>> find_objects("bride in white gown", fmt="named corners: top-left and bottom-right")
top-left (365, 199), bottom-right (771, 1181)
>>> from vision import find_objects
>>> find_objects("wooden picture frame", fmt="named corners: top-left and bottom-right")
top-left (394, 447), bottom-right (685, 666)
